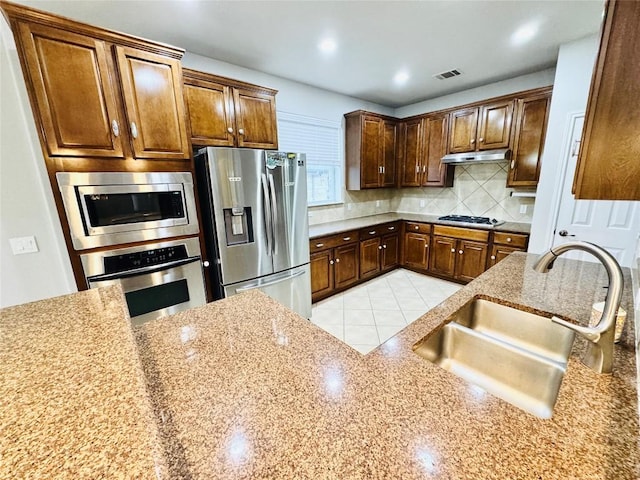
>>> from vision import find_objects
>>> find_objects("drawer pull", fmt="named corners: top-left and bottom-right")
top-left (459, 250), bottom-right (464, 254)
top-left (378, 245), bottom-right (383, 250)
top-left (415, 226), bottom-right (419, 230)
top-left (491, 255), bottom-right (496, 260)
top-left (383, 244), bottom-right (387, 249)
top-left (388, 226), bottom-right (395, 230)
top-left (451, 248), bottom-right (456, 253)
top-left (335, 258), bottom-right (340, 263)
top-left (425, 244), bottom-right (429, 248)
top-left (343, 236), bottom-right (351, 241)
top-left (506, 237), bottom-right (512, 243)
top-left (329, 260), bottom-right (334, 265)
top-left (369, 231), bottom-right (376, 235)
top-left (315, 243), bottom-right (324, 248)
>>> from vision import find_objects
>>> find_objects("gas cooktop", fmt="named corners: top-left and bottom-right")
top-left (438, 215), bottom-right (505, 226)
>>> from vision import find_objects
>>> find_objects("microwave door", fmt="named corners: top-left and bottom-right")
top-left (207, 148), bottom-right (273, 285)
top-left (267, 152), bottom-right (310, 273)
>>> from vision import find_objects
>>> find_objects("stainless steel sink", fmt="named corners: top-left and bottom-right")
top-left (413, 298), bottom-right (576, 419)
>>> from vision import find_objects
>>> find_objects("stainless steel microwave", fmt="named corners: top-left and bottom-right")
top-left (57, 172), bottom-right (199, 250)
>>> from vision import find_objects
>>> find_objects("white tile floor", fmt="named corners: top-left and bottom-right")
top-left (311, 269), bottom-right (462, 354)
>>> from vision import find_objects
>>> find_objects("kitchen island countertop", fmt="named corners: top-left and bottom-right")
top-left (2, 253), bottom-right (638, 479)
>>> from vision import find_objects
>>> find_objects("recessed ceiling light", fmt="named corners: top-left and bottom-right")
top-left (511, 22), bottom-right (539, 46)
top-left (318, 38), bottom-right (337, 54)
top-left (393, 70), bottom-right (410, 85)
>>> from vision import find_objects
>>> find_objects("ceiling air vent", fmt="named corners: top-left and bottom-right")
top-left (433, 69), bottom-right (462, 80)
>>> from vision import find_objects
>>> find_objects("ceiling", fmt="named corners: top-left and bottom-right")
top-left (16, 0), bottom-right (604, 107)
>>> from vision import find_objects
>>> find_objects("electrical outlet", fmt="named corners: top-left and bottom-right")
top-left (519, 204), bottom-right (528, 214)
top-left (419, 200), bottom-right (426, 208)
top-left (9, 236), bottom-right (39, 255)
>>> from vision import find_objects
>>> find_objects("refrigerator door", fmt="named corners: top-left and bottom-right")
top-left (266, 152), bottom-right (311, 273)
top-left (203, 148), bottom-right (274, 285)
top-left (224, 265), bottom-right (312, 319)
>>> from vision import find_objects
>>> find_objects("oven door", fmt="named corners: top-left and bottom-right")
top-left (88, 257), bottom-right (207, 326)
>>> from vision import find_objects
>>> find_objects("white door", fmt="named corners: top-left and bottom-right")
top-left (552, 114), bottom-right (639, 267)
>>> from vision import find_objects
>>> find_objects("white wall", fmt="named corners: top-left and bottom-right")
top-left (0, 24), bottom-right (76, 308)
top-left (528, 35), bottom-right (599, 253)
top-left (394, 68), bottom-right (556, 118)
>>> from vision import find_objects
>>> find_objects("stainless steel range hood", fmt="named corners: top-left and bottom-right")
top-left (441, 148), bottom-right (510, 165)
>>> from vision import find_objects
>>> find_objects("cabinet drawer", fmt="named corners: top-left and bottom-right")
top-left (432, 225), bottom-right (489, 243)
top-left (404, 222), bottom-right (431, 234)
top-left (359, 222), bottom-right (400, 239)
top-left (310, 230), bottom-right (359, 253)
top-left (493, 232), bottom-right (528, 248)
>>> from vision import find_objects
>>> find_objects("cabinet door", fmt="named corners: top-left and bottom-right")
top-left (360, 237), bottom-right (381, 279)
top-left (488, 245), bottom-right (522, 268)
top-left (381, 233), bottom-right (399, 271)
top-left (381, 120), bottom-right (398, 187)
top-left (404, 232), bottom-right (429, 271)
top-left (572, 0), bottom-right (640, 200)
top-left (361, 116), bottom-right (382, 188)
top-left (184, 79), bottom-right (235, 147)
top-left (310, 250), bottom-right (334, 301)
top-left (507, 93), bottom-right (550, 187)
top-left (400, 118), bottom-right (423, 187)
top-left (430, 236), bottom-right (456, 277)
top-left (17, 22), bottom-right (124, 158)
top-left (422, 114), bottom-right (453, 187)
top-left (477, 100), bottom-right (513, 150)
top-left (448, 108), bottom-right (478, 153)
top-left (456, 240), bottom-right (488, 282)
top-left (233, 88), bottom-right (278, 149)
top-left (334, 243), bottom-right (359, 290)
top-left (115, 46), bottom-right (189, 159)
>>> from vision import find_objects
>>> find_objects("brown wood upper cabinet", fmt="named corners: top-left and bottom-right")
top-left (14, 20), bottom-right (189, 160)
top-left (507, 90), bottom-right (551, 187)
top-left (572, 0), bottom-right (640, 200)
top-left (448, 100), bottom-right (513, 153)
top-left (400, 114), bottom-right (453, 188)
top-left (183, 69), bottom-right (278, 149)
top-left (346, 111), bottom-right (398, 189)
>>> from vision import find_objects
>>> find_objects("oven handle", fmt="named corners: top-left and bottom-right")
top-left (87, 257), bottom-right (201, 283)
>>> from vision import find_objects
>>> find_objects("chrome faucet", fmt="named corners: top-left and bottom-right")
top-left (532, 241), bottom-right (624, 374)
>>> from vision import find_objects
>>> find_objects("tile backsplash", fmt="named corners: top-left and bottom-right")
top-left (308, 163), bottom-right (535, 226)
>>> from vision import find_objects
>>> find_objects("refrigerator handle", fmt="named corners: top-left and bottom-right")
top-left (267, 173), bottom-right (278, 255)
top-left (260, 173), bottom-right (273, 256)
top-left (234, 268), bottom-right (306, 293)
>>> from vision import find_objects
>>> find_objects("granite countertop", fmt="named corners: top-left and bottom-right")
top-left (0, 287), bottom-right (167, 478)
top-left (2, 254), bottom-right (638, 478)
top-left (308, 212), bottom-right (531, 238)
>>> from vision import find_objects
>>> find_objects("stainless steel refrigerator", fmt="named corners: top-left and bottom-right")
top-left (194, 147), bottom-right (312, 318)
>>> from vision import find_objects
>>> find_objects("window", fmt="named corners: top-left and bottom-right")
top-left (277, 112), bottom-right (342, 206)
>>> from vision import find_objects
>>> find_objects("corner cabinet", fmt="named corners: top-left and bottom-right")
top-left (310, 231), bottom-right (360, 302)
top-left (507, 89), bottom-right (552, 187)
top-left (14, 20), bottom-right (189, 160)
top-left (359, 223), bottom-right (400, 279)
top-left (345, 111), bottom-right (398, 189)
top-left (572, 0), bottom-right (640, 200)
top-left (183, 69), bottom-right (278, 149)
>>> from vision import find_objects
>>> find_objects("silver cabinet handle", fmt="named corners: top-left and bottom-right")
top-left (479, 137), bottom-right (484, 142)
top-left (506, 237), bottom-right (512, 243)
top-left (470, 138), bottom-right (475, 144)
top-left (451, 248), bottom-right (456, 253)
top-left (511, 160), bottom-right (515, 169)
top-left (388, 226), bottom-right (395, 230)
top-left (459, 250), bottom-right (464, 254)
top-left (422, 165), bottom-right (426, 173)
top-left (491, 255), bottom-right (496, 260)
top-left (383, 244), bottom-right (387, 249)
top-left (330, 260), bottom-right (334, 265)
top-left (315, 243), bottom-right (324, 248)
top-left (130, 121), bottom-right (138, 139)
top-left (227, 127), bottom-right (234, 134)
top-left (111, 119), bottom-right (120, 137)
top-left (343, 237), bottom-right (351, 241)
top-left (378, 166), bottom-right (383, 174)
top-left (369, 231), bottom-right (376, 235)
top-left (238, 128), bottom-right (245, 135)
top-left (203, 260), bottom-right (210, 267)
top-left (415, 226), bottom-right (419, 230)
top-left (425, 244), bottom-right (429, 248)
top-left (335, 258), bottom-right (340, 263)
top-left (381, 166), bottom-right (385, 173)
top-left (416, 165), bottom-right (420, 173)
top-left (378, 245), bottom-right (383, 250)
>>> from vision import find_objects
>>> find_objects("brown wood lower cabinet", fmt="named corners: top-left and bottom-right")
top-left (404, 232), bottom-right (430, 271)
top-left (310, 235), bottom-right (360, 302)
top-left (488, 245), bottom-right (521, 268)
top-left (360, 237), bottom-right (382, 279)
top-left (487, 232), bottom-right (529, 268)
